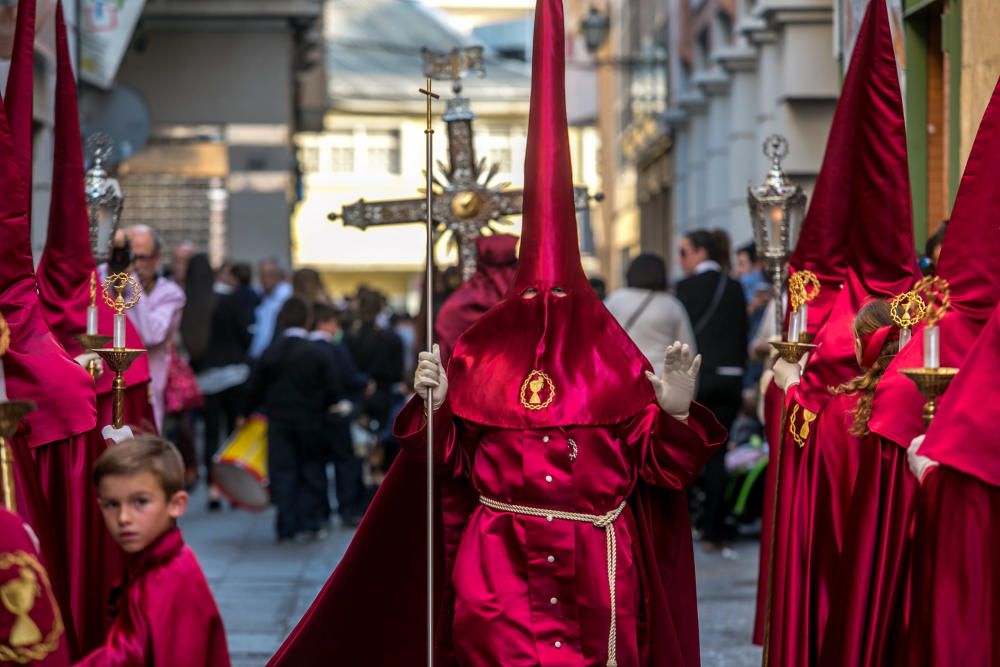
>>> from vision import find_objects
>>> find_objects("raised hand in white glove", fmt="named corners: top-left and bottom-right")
top-left (646, 341), bottom-right (701, 421)
top-left (414, 344), bottom-right (447, 411)
top-left (772, 358), bottom-right (801, 392)
top-left (74, 352), bottom-right (104, 378)
top-left (907, 434), bottom-right (939, 483)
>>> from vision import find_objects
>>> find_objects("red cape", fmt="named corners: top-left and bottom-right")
top-left (903, 467), bottom-right (1000, 666)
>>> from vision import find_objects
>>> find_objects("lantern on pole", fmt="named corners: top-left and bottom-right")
top-left (748, 135), bottom-right (807, 339)
top-left (84, 133), bottom-right (124, 264)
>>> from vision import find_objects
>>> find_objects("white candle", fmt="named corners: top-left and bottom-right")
top-left (924, 325), bottom-right (940, 369)
top-left (798, 303), bottom-right (808, 341)
top-left (0, 360), bottom-right (7, 402)
top-left (899, 327), bottom-right (912, 348)
top-left (113, 313), bottom-right (126, 349)
top-left (87, 306), bottom-right (99, 336)
top-left (788, 307), bottom-right (801, 343)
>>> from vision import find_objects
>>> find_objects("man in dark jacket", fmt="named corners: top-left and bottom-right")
top-left (675, 229), bottom-right (749, 554)
top-left (245, 297), bottom-right (341, 542)
top-left (311, 303), bottom-right (372, 527)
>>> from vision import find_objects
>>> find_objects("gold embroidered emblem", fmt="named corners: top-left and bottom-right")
top-left (0, 551), bottom-right (64, 663)
top-left (788, 404), bottom-right (817, 448)
top-left (519, 370), bottom-right (555, 410)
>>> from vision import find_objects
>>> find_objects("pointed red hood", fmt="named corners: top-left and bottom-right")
top-left (918, 303), bottom-right (1000, 488)
top-left (870, 76), bottom-right (1000, 447)
top-left (0, 0), bottom-right (96, 447)
top-left (35, 3), bottom-right (150, 393)
top-left (794, 0), bottom-right (920, 414)
top-left (446, 0), bottom-right (654, 428)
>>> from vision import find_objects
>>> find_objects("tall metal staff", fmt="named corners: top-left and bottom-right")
top-left (419, 78), bottom-right (440, 667)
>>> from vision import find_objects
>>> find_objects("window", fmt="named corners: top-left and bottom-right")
top-left (299, 142), bottom-right (320, 174)
top-left (365, 129), bottom-right (401, 174)
top-left (326, 130), bottom-right (355, 173)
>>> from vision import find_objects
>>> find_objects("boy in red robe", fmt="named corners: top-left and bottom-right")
top-left (74, 436), bottom-right (230, 667)
top-left (268, 1), bottom-right (725, 665)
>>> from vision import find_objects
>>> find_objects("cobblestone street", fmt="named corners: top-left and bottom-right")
top-left (183, 488), bottom-right (762, 667)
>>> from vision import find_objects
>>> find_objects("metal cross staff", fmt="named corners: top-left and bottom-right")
top-left (418, 79), bottom-right (440, 667)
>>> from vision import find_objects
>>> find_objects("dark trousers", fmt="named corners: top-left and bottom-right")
top-left (698, 377), bottom-right (742, 543)
top-left (328, 420), bottom-right (365, 519)
top-left (268, 417), bottom-right (328, 539)
top-left (204, 384), bottom-right (246, 471)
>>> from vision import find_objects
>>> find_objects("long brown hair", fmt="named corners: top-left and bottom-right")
top-left (833, 300), bottom-right (900, 436)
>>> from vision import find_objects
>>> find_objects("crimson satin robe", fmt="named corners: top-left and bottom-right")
top-left (396, 397), bottom-right (720, 666)
top-left (73, 528), bottom-right (230, 667)
top-left (903, 466), bottom-right (1000, 666)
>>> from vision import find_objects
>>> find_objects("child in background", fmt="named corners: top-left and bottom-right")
top-left (74, 436), bottom-right (230, 667)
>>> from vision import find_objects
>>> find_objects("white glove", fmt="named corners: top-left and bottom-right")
top-left (646, 341), bottom-right (701, 421)
top-left (414, 344), bottom-right (447, 412)
top-left (907, 434), bottom-right (939, 483)
top-left (74, 352), bottom-right (104, 377)
top-left (772, 358), bottom-right (801, 392)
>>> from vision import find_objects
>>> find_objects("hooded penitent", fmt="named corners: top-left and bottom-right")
top-left (869, 76), bottom-right (1000, 449)
top-left (768, 4), bottom-right (920, 664)
top-left (0, 0), bottom-right (95, 656)
top-left (446, 1), bottom-right (653, 429)
top-left (753, 0), bottom-right (913, 646)
top-left (268, 3), bottom-right (724, 666)
top-left (0, 0), bottom-right (95, 448)
top-left (817, 74), bottom-right (1000, 667)
top-left (36, 2), bottom-right (151, 398)
top-left (435, 234), bottom-right (518, 363)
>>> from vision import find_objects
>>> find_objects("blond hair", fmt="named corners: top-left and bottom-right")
top-left (833, 300), bottom-right (900, 436)
top-left (93, 435), bottom-right (185, 498)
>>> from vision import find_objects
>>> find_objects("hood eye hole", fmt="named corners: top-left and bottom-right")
top-left (521, 288), bottom-right (539, 299)
top-left (550, 287), bottom-right (567, 298)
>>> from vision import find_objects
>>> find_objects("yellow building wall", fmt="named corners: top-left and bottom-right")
top-left (960, 0), bottom-right (1000, 167)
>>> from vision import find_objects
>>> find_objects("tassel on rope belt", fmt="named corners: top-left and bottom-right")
top-left (478, 495), bottom-right (628, 667)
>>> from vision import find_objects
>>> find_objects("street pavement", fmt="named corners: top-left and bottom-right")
top-left (183, 487), bottom-right (762, 667)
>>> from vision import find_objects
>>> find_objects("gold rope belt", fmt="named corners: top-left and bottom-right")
top-left (478, 495), bottom-right (627, 667)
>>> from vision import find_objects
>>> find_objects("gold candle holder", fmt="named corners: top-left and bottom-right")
top-left (75, 333), bottom-right (112, 379)
top-left (899, 367), bottom-right (958, 428)
top-left (94, 273), bottom-right (145, 431)
top-left (798, 332), bottom-right (815, 345)
top-left (0, 400), bottom-right (35, 512)
top-left (770, 340), bottom-right (817, 364)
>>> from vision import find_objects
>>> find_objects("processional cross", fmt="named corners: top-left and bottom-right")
top-left (329, 46), bottom-right (594, 281)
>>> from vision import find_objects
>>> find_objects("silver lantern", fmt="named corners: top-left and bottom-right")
top-left (747, 135), bottom-right (807, 339)
top-left (84, 133), bottom-right (124, 263)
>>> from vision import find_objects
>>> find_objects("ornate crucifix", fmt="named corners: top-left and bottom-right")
top-left (329, 46), bottom-right (594, 281)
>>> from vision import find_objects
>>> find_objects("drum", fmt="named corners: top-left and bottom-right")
top-left (212, 416), bottom-right (269, 511)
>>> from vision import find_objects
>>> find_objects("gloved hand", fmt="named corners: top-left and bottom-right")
top-left (414, 344), bottom-right (447, 411)
top-left (772, 358), bottom-right (801, 392)
top-left (646, 341), bottom-right (701, 421)
top-left (907, 434), bottom-right (939, 483)
top-left (74, 352), bottom-right (104, 378)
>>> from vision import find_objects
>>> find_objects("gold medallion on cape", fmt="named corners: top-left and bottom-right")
top-left (0, 550), bottom-right (64, 663)
top-left (520, 370), bottom-right (555, 410)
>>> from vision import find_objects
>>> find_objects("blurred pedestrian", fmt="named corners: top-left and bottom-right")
top-left (108, 225), bottom-right (187, 432)
top-left (167, 240), bottom-right (196, 289)
top-left (311, 303), bottom-right (372, 526)
top-left (244, 298), bottom-right (341, 542)
top-left (292, 267), bottom-right (331, 306)
top-left (189, 257), bottom-right (255, 511)
top-left (605, 253), bottom-right (696, 369)
top-left (249, 257), bottom-right (292, 359)
top-left (676, 229), bottom-right (749, 555)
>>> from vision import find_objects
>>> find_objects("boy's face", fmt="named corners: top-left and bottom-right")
top-left (97, 472), bottom-right (188, 554)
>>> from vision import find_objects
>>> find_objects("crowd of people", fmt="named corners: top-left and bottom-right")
top-left (106, 226), bottom-right (419, 543)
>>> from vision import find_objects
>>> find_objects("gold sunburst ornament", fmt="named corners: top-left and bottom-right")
top-left (0, 314), bottom-right (8, 358)
top-left (889, 290), bottom-right (927, 347)
top-left (787, 270), bottom-right (820, 343)
top-left (519, 370), bottom-right (555, 410)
